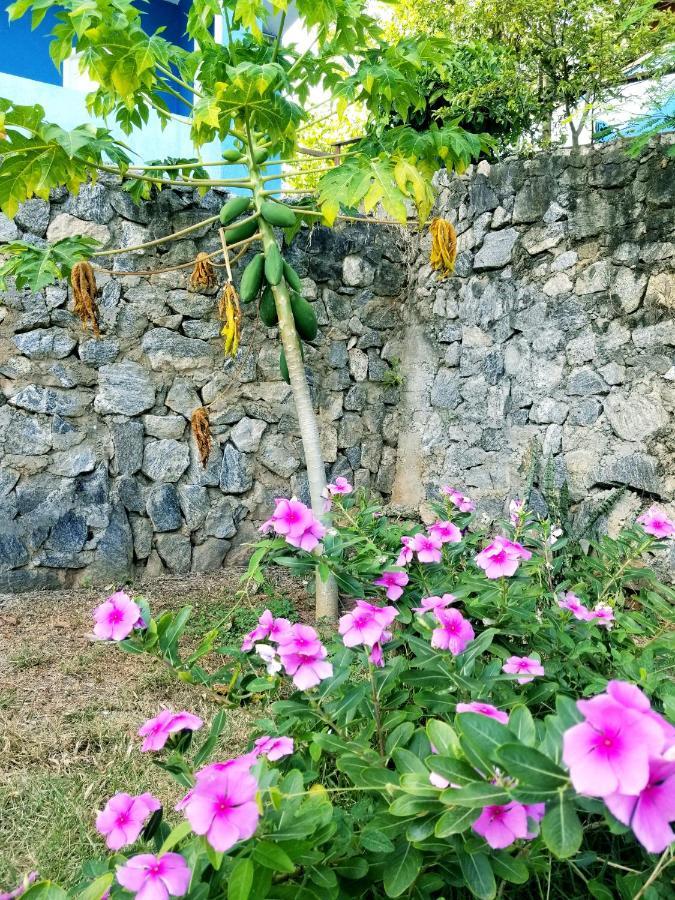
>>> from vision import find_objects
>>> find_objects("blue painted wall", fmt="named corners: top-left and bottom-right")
top-left (0, 0), bottom-right (192, 114)
top-left (0, 8), bottom-right (61, 85)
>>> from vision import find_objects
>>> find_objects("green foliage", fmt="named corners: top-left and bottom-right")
top-left (0, 236), bottom-right (99, 291)
top-left (0, 100), bottom-right (130, 217)
top-left (122, 158), bottom-right (210, 202)
top-left (390, 0), bottom-right (674, 147)
top-left (12, 480), bottom-right (675, 899)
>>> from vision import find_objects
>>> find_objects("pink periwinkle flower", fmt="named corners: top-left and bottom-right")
top-left (193, 754), bottom-right (258, 784)
top-left (96, 792), bottom-right (161, 851)
top-left (339, 600), bottom-right (398, 649)
top-left (442, 486), bottom-right (476, 513)
top-left (0, 873), bottom-right (38, 900)
top-left (637, 506), bottom-right (675, 539)
top-left (138, 710), bottom-right (203, 752)
top-left (241, 609), bottom-right (291, 652)
top-left (456, 702), bottom-right (509, 725)
top-left (563, 686), bottom-right (666, 797)
top-left (502, 656), bottom-right (545, 685)
top-left (260, 498), bottom-right (313, 538)
top-left (431, 608), bottom-right (475, 655)
top-left (253, 735), bottom-right (294, 761)
top-left (412, 594), bottom-right (458, 614)
top-left (116, 854), bottom-right (191, 900)
top-left (605, 681), bottom-right (675, 749)
top-left (369, 630), bottom-right (392, 668)
top-left (509, 498), bottom-right (525, 525)
top-left (411, 532), bottom-right (443, 564)
top-left (604, 758), bottom-right (675, 854)
top-left (475, 535), bottom-right (532, 579)
top-left (472, 802), bottom-right (529, 849)
top-left (277, 624), bottom-right (333, 690)
top-left (524, 803), bottom-right (546, 839)
top-left (285, 517), bottom-right (326, 552)
top-left (93, 591), bottom-right (142, 641)
top-left (395, 535), bottom-right (415, 567)
top-left (181, 767), bottom-right (259, 852)
top-left (373, 570), bottom-right (409, 600)
top-left (587, 603), bottom-right (614, 629)
top-left (428, 521), bottom-right (462, 545)
top-left (326, 476), bottom-right (353, 496)
top-left (558, 592), bottom-right (592, 621)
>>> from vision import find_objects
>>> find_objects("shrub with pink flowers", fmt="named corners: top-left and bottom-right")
top-left (13, 486), bottom-right (675, 900)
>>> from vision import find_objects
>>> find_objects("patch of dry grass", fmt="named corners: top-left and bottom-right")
top-left (0, 571), bottom-right (308, 889)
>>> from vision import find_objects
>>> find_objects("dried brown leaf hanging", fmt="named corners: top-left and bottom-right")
top-left (219, 282), bottom-right (241, 358)
top-left (429, 217), bottom-right (458, 279)
top-left (191, 406), bottom-right (212, 467)
top-left (70, 261), bottom-right (100, 335)
top-left (189, 252), bottom-right (217, 291)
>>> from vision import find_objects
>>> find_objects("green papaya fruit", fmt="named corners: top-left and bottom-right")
top-left (239, 253), bottom-right (265, 303)
top-left (290, 293), bottom-right (318, 341)
top-left (260, 201), bottom-right (297, 228)
top-left (223, 216), bottom-right (259, 245)
top-left (264, 243), bottom-right (284, 286)
top-left (280, 342), bottom-right (304, 385)
top-left (283, 260), bottom-right (302, 293)
top-left (222, 148), bottom-right (243, 162)
top-left (254, 148), bottom-right (270, 165)
top-left (219, 195), bottom-right (251, 225)
top-left (259, 286), bottom-right (278, 327)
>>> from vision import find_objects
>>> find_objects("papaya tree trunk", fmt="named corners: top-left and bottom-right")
top-left (247, 142), bottom-right (339, 622)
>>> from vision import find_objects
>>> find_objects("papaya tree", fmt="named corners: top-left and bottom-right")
top-left (0, 0), bottom-right (491, 619)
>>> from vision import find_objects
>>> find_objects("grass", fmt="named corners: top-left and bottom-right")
top-left (0, 737), bottom-right (155, 885)
top-left (0, 571), bottom-right (307, 890)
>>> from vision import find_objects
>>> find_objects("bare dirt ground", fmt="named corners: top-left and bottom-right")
top-left (0, 570), bottom-right (310, 887)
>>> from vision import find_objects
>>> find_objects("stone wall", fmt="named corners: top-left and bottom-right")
top-left (0, 177), bottom-right (407, 591)
top-left (391, 137), bottom-right (674, 543)
top-left (0, 138), bottom-right (673, 591)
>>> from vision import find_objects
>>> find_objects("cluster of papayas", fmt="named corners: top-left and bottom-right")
top-left (217, 195), bottom-right (316, 385)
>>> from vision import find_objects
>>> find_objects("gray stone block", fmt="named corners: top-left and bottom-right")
top-left (156, 532), bottom-right (192, 574)
top-left (219, 443), bottom-right (254, 492)
top-left (95, 362), bottom-right (155, 415)
top-left (142, 439), bottom-right (190, 483)
top-left (147, 484), bottom-right (183, 532)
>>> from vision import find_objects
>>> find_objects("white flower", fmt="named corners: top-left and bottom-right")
top-left (548, 526), bottom-right (563, 545)
top-left (255, 643), bottom-right (282, 675)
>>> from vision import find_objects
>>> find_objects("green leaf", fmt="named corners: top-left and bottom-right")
top-left (446, 782), bottom-right (511, 808)
top-left (385, 721), bottom-right (415, 755)
top-left (159, 820), bottom-right (193, 854)
top-left (429, 757), bottom-right (480, 787)
top-left (383, 843), bottom-right (422, 897)
top-left (541, 795), bottom-right (583, 859)
top-left (496, 744), bottom-right (569, 793)
top-left (193, 709), bottom-right (227, 767)
top-left (228, 858), bottom-right (254, 900)
top-left (252, 841), bottom-right (296, 873)
top-left (0, 236), bottom-right (98, 292)
top-left (457, 712), bottom-right (511, 773)
top-left (458, 852), bottom-right (496, 900)
top-left (360, 829), bottom-right (396, 854)
top-left (508, 706), bottom-right (536, 746)
top-left (21, 884), bottom-right (68, 900)
top-left (434, 805), bottom-right (477, 837)
top-left (426, 719), bottom-right (461, 757)
top-left (490, 852), bottom-right (529, 885)
top-left (74, 874), bottom-right (114, 900)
